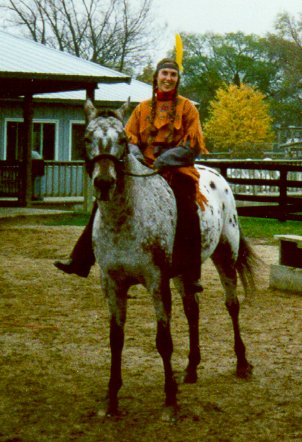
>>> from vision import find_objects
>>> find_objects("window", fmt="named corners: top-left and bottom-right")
top-left (6, 121), bottom-right (56, 160)
top-left (6, 121), bottom-right (24, 161)
top-left (71, 123), bottom-right (85, 160)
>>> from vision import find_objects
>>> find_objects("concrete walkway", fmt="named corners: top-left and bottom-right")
top-left (0, 197), bottom-right (83, 219)
top-left (0, 207), bottom-right (70, 219)
top-left (0, 197), bottom-right (86, 220)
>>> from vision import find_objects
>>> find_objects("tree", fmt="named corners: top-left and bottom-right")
top-left (265, 12), bottom-right (302, 126)
top-left (0, 0), bottom-right (159, 73)
top-left (177, 32), bottom-right (280, 121)
top-left (203, 83), bottom-right (274, 154)
top-left (136, 59), bottom-right (154, 84)
top-left (174, 29), bottom-right (302, 128)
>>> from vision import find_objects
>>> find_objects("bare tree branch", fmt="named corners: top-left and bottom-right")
top-left (0, 0), bottom-right (161, 73)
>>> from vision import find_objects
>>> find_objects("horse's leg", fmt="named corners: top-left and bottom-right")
top-left (212, 242), bottom-right (253, 378)
top-left (103, 282), bottom-right (128, 416)
top-left (173, 276), bottom-right (201, 383)
top-left (182, 291), bottom-right (201, 383)
top-left (151, 277), bottom-right (178, 420)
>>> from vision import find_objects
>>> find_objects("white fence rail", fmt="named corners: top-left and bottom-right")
top-left (38, 160), bottom-right (302, 198)
top-left (1, 160), bottom-right (302, 220)
top-left (39, 161), bottom-right (85, 197)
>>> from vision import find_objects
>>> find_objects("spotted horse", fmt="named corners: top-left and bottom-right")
top-left (83, 99), bottom-right (258, 421)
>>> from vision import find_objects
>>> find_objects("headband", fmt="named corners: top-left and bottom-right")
top-left (156, 61), bottom-right (179, 73)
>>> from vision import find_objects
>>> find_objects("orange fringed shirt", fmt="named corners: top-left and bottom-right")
top-left (125, 95), bottom-right (208, 209)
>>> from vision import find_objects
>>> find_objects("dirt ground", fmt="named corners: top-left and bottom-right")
top-left (0, 219), bottom-right (302, 442)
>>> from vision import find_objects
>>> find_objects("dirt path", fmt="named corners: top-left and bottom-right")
top-left (1, 223), bottom-right (301, 441)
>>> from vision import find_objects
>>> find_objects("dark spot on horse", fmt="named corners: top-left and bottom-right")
top-left (114, 206), bottom-right (134, 234)
top-left (142, 239), bottom-right (170, 272)
top-left (225, 188), bottom-right (229, 194)
top-left (228, 214), bottom-right (237, 228)
top-left (222, 203), bottom-right (225, 211)
top-left (210, 181), bottom-right (216, 190)
top-left (212, 240), bottom-right (237, 274)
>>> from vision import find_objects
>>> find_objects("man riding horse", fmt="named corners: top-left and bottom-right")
top-left (54, 58), bottom-right (208, 293)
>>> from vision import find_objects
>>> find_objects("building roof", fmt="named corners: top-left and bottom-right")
top-left (34, 77), bottom-right (152, 105)
top-left (0, 30), bottom-right (130, 98)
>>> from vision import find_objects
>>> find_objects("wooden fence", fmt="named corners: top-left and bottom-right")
top-left (0, 161), bottom-right (20, 197)
top-left (196, 159), bottom-right (302, 221)
top-left (1, 159), bottom-right (302, 221)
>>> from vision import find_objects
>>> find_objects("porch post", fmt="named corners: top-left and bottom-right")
top-left (19, 94), bottom-right (33, 207)
top-left (86, 86), bottom-right (95, 102)
top-left (83, 87), bottom-right (96, 212)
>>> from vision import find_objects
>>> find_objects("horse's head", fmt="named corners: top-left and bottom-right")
top-left (84, 99), bottom-right (130, 201)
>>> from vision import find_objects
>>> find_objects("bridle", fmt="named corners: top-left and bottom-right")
top-left (85, 113), bottom-right (160, 178)
top-left (86, 152), bottom-right (160, 178)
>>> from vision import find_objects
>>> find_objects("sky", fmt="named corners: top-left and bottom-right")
top-left (153, 0), bottom-right (302, 56)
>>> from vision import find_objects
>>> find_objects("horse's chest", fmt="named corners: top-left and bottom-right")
top-left (93, 210), bottom-right (174, 267)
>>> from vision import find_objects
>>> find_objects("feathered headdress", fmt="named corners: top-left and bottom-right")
top-left (175, 33), bottom-right (184, 73)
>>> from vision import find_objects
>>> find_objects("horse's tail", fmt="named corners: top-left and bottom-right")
top-left (236, 229), bottom-right (261, 297)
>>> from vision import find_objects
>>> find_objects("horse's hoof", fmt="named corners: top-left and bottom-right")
top-left (236, 362), bottom-right (253, 379)
top-left (97, 398), bottom-right (124, 419)
top-left (183, 370), bottom-right (198, 384)
top-left (97, 407), bottom-right (125, 419)
top-left (161, 405), bottom-right (178, 423)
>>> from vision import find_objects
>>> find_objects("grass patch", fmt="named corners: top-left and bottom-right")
top-left (239, 217), bottom-right (302, 240)
top-left (45, 212), bottom-right (89, 226)
top-left (45, 212), bottom-right (302, 242)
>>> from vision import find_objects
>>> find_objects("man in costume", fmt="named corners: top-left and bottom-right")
top-left (55, 58), bottom-right (208, 293)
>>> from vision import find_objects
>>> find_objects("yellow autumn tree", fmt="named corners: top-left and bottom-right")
top-left (204, 83), bottom-right (275, 155)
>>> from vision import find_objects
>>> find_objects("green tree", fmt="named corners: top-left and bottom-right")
top-left (178, 32), bottom-right (280, 121)
top-left (266, 12), bottom-right (302, 126)
top-left (204, 83), bottom-right (275, 155)
top-left (174, 28), bottom-right (302, 128)
top-left (136, 59), bottom-right (154, 84)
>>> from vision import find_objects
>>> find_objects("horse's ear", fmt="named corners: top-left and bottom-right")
top-left (84, 99), bottom-right (97, 122)
top-left (116, 97), bottom-right (131, 123)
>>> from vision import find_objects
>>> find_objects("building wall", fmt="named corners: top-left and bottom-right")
top-left (0, 98), bottom-right (86, 161)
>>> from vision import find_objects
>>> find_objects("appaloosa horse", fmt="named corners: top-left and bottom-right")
top-left (83, 99), bottom-right (257, 420)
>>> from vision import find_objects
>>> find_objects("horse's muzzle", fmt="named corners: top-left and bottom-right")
top-left (93, 175), bottom-right (116, 201)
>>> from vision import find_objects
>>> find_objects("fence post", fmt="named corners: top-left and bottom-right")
top-left (19, 94), bottom-right (33, 206)
top-left (83, 167), bottom-right (94, 213)
top-left (219, 165), bottom-right (228, 180)
top-left (278, 168), bottom-right (287, 222)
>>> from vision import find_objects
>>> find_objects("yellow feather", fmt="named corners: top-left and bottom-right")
top-left (175, 33), bottom-right (184, 72)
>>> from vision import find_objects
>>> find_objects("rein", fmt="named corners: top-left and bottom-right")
top-left (88, 153), bottom-right (160, 178)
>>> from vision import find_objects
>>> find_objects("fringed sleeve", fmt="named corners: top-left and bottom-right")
top-left (179, 99), bottom-right (208, 155)
top-left (125, 104), bottom-right (141, 145)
